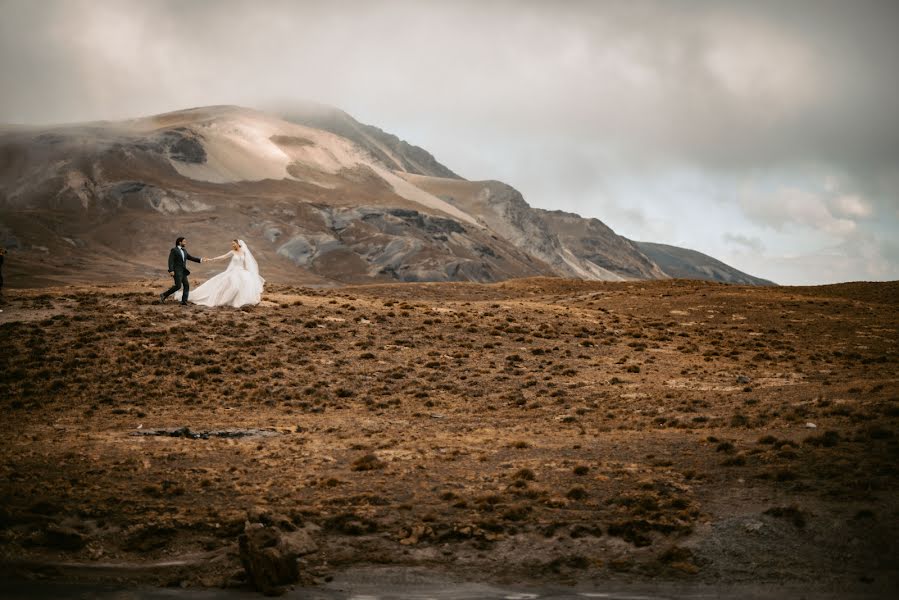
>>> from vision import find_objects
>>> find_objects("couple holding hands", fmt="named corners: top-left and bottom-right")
top-left (160, 237), bottom-right (264, 308)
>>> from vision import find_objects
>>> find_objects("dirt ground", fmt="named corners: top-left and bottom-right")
top-left (0, 277), bottom-right (897, 594)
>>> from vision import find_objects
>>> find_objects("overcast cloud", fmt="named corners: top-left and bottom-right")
top-left (1, 0), bottom-right (897, 284)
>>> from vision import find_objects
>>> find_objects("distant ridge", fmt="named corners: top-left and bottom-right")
top-left (634, 241), bottom-right (776, 286)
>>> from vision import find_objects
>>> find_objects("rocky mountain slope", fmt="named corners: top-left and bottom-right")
top-left (0, 104), bottom-right (773, 287)
top-left (399, 174), bottom-right (626, 281)
top-left (537, 208), bottom-right (668, 280)
top-left (635, 241), bottom-right (775, 286)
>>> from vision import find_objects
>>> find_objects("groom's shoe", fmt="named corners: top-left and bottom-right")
top-left (180, 301), bottom-right (189, 306)
top-left (159, 293), bottom-right (167, 304)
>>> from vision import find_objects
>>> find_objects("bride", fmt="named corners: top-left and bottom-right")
top-left (176, 239), bottom-right (264, 307)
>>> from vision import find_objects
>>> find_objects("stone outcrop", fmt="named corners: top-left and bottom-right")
top-left (238, 520), bottom-right (317, 596)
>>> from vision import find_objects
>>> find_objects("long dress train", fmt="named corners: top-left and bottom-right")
top-left (176, 242), bottom-right (264, 307)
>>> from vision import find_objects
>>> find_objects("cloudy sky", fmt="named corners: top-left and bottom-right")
top-left (2, 0), bottom-right (897, 284)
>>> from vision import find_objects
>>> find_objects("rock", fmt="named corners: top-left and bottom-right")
top-left (246, 508), bottom-right (298, 532)
top-left (398, 524), bottom-right (433, 545)
top-left (281, 529), bottom-right (317, 556)
top-left (736, 375), bottom-right (751, 384)
top-left (238, 522), bottom-right (316, 595)
top-left (743, 520), bottom-right (764, 533)
top-left (239, 523), bottom-right (294, 596)
top-left (164, 129), bottom-right (207, 164)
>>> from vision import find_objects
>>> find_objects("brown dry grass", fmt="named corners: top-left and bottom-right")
top-left (0, 277), bottom-right (897, 589)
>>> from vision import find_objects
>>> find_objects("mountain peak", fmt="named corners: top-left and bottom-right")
top-left (276, 102), bottom-right (462, 180)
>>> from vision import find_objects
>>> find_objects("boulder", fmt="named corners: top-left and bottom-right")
top-left (238, 522), bottom-right (317, 596)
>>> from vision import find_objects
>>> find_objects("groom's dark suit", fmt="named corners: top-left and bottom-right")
top-left (163, 245), bottom-right (201, 304)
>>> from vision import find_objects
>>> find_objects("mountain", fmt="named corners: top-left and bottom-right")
top-left (398, 174), bottom-right (628, 280)
top-left (0, 104), bottom-right (773, 287)
top-left (0, 106), bottom-right (550, 286)
top-left (634, 241), bottom-right (775, 286)
top-left (537, 209), bottom-right (668, 280)
top-left (279, 101), bottom-right (462, 180)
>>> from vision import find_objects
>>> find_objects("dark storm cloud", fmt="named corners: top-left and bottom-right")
top-left (1, 0), bottom-right (897, 282)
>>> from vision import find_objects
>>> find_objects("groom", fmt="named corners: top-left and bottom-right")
top-left (160, 237), bottom-right (203, 305)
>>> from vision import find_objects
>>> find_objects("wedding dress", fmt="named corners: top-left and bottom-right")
top-left (176, 239), bottom-right (264, 307)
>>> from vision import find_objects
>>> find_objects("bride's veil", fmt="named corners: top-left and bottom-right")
top-left (237, 239), bottom-right (262, 278)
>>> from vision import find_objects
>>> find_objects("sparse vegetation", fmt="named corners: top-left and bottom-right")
top-left (0, 278), bottom-right (895, 589)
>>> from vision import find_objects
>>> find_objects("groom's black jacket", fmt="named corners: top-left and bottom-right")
top-left (168, 246), bottom-right (201, 275)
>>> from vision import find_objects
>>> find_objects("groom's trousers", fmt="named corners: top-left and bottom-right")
top-left (163, 270), bottom-right (190, 303)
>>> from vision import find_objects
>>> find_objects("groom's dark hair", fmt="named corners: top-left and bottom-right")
top-left (175, 236), bottom-right (185, 246)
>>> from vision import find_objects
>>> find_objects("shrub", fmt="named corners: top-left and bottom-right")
top-left (566, 486), bottom-right (588, 500)
top-left (350, 454), bottom-right (385, 471)
top-left (513, 468), bottom-right (536, 481)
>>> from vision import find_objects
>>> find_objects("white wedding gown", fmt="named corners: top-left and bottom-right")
top-left (176, 241), bottom-right (265, 307)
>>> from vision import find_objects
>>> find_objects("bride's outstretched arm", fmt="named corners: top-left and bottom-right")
top-left (203, 251), bottom-right (233, 263)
